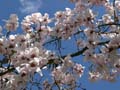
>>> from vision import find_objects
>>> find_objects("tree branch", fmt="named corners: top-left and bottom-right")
top-left (62, 40), bottom-right (109, 58)
top-left (0, 67), bottom-right (15, 76)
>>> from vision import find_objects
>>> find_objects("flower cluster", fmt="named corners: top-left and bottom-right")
top-left (51, 56), bottom-right (84, 88)
top-left (4, 14), bottom-right (19, 31)
top-left (21, 13), bottom-right (51, 32)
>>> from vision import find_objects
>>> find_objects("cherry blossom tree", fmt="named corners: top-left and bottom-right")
top-left (0, 0), bottom-right (120, 90)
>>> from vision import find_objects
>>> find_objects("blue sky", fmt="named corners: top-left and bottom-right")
top-left (0, 0), bottom-right (120, 90)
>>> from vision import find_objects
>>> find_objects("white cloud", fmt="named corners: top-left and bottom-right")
top-left (19, 0), bottom-right (42, 14)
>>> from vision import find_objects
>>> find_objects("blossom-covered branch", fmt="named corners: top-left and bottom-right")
top-left (0, 0), bottom-right (120, 90)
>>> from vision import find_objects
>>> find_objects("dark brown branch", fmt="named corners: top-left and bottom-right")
top-left (113, 0), bottom-right (118, 23)
top-left (43, 30), bottom-right (83, 46)
top-left (0, 67), bottom-right (15, 76)
top-left (98, 23), bottom-right (120, 29)
top-left (62, 47), bottom-right (88, 58)
top-left (62, 40), bottom-right (110, 58)
top-left (43, 37), bottom-right (61, 46)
